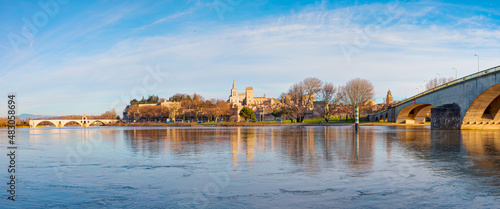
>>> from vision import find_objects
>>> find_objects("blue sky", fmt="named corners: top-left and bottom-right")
top-left (2, 0), bottom-right (500, 117)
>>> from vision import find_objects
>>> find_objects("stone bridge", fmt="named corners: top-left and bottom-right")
top-left (29, 116), bottom-right (119, 128)
top-left (369, 65), bottom-right (500, 130)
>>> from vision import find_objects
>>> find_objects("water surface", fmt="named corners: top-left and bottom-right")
top-left (1, 126), bottom-right (500, 208)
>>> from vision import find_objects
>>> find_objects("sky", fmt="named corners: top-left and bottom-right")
top-left (1, 0), bottom-right (500, 117)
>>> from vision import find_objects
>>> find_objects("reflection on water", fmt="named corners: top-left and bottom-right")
top-left (2, 126), bottom-right (500, 208)
top-left (119, 127), bottom-right (378, 173)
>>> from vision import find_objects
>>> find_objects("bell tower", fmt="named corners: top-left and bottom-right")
top-left (386, 89), bottom-right (393, 105)
top-left (229, 80), bottom-right (239, 105)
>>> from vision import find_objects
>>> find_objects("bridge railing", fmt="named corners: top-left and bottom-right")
top-left (373, 65), bottom-right (500, 115)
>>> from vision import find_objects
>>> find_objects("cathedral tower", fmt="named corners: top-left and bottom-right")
top-left (229, 80), bottom-right (239, 105)
top-left (386, 89), bottom-right (393, 105)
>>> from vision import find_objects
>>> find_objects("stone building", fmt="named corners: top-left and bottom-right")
top-left (386, 89), bottom-right (393, 105)
top-left (122, 101), bottom-right (181, 122)
top-left (228, 80), bottom-right (284, 121)
top-left (229, 80), bottom-right (280, 107)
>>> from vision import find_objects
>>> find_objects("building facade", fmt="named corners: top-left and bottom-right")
top-left (229, 80), bottom-right (279, 107)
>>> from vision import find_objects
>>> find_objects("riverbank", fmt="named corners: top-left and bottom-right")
top-left (105, 121), bottom-right (431, 128)
top-left (10, 120), bottom-right (430, 128)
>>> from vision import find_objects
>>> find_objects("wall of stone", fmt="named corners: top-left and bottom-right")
top-left (431, 103), bottom-right (461, 130)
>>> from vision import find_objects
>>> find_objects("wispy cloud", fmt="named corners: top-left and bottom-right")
top-left (135, 6), bottom-right (199, 30)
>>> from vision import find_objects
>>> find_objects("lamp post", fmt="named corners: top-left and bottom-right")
top-left (475, 54), bottom-right (479, 72)
top-left (453, 67), bottom-right (457, 79)
top-left (416, 87), bottom-right (419, 94)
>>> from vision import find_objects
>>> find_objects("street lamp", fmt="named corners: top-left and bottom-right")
top-left (453, 67), bottom-right (457, 79)
top-left (475, 54), bottom-right (479, 72)
top-left (416, 87), bottom-right (419, 94)
top-left (436, 73), bottom-right (440, 78)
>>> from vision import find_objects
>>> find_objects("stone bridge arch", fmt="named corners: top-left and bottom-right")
top-left (396, 103), bottom-right (435, 124)
top-left (61, 120), bottom-right (82, 127)
top-left (90, 120), bottom-right (107, 126)
top-left (31, 120), bottom-right (58, 128)
top-left (462, 83), bottom-right (500, 129)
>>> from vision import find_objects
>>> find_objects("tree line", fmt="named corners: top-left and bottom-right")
top-left (126, 94), bottom-right (231, 122)
top-left (271, 77), bottom-right (375, 122)
top-left (236, 77), bottom-right (377, 122)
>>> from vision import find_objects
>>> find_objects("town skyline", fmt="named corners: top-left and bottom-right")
top-left (2, 0), bottom-right (500, 117)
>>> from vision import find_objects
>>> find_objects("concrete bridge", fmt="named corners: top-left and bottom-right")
top-left (29, 116), bottom-right (119, 128)
top-left (369, 65), bottom-right (500, 130)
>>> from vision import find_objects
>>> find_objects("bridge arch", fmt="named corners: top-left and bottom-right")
top-left (32, 120), bottom-right (58, 128)
top-left (462, 83), bottom-right (500, 128)
top-left (90, 120), bottom-right (107, 126)
top-left (396, 103), bottom-right (435, 124)
top-left (61, 121), bottom-right (82, 127)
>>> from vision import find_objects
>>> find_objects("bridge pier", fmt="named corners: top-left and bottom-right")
top-left (431, 104), bottom-right (461, 130)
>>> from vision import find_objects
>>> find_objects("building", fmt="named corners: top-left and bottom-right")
top-left (229, 80), bottom-right (278, 107)
top-left (122, 101), bottom-right (181, 122)
top-left (228, 80), bottom-right (284, 121)
top-left (386, 89), bottom-right (393, 105)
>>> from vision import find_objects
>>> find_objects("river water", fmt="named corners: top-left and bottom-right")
top-left (1, 126), bottom-right (500, 208)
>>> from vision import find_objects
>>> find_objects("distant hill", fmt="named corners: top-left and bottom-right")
top-left (19, 114), bottom-right (59, 120)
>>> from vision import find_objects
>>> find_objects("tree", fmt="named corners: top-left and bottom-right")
top-left (169, 93), bottom-right (191, 102)
top-left (320, 82), bottom-right (336, 102)
top-left (168, 103), bottom-right (181, 122)
top-left (319, 82), bottom-right (340, 122)
top-left (239, 107), bottom-right (256, 122)
top-left (425, 77), bottom-right (455, 90)
top-left (212, 99), bottom-right (230, 123)
top-left (271, 109), bottom-right (282, 120)
top-left (338, 78), bottom-right (375, 120)
top-left (100, 109), bottom-right (117, 119)
top-left (286, 77), bottom-right (323, 122)
top-left (192, 93), bottom-right (204, 101)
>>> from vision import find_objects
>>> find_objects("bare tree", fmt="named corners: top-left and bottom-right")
top-left (100, 109), bottom-right (117, 119)
top-left (339, 78), bottom-right (375, 106)
top-left (168, 103), bottom-right (181, 122)
top-left (338, 78), bottom-right (375, 120)
top-left (303, 77), bottom-right (323, 97)
top-left (319, 82), bottom-right (345, 122)
top-left (425, 77), bottom-right (455, 90)
top-left (286, 77), bottom-right (323, 122)
top-left (320, 82), bottom-right (336, 102)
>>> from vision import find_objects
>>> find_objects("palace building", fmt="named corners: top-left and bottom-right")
top-left (229, 80), bottom-right (279, 107)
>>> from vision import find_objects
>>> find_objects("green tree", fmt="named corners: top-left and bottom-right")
top-left (271, 109), bottom-right (282, 120)
top-left (239, 107), bottom-right (256, 122)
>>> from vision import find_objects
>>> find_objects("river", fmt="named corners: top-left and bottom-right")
top-left (1, 126), bottom-right (500, 208)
